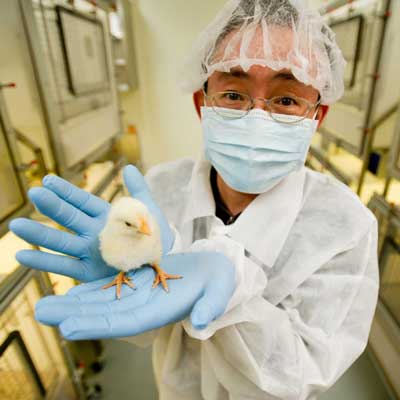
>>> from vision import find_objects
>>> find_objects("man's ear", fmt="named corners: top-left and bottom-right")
top-left (317, 105), bottom-right (329, 128)
top-left (193, 90), bottom-right (205, 119)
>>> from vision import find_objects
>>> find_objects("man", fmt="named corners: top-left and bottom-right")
top-left (10, 1), bottom-right (378, 399)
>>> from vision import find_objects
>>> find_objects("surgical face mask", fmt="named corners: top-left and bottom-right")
top-left (201, 106), bottom-right (318, 194)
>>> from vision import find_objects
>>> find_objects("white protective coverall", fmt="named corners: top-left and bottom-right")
top-left (124, 157), bottom-right (379, 400)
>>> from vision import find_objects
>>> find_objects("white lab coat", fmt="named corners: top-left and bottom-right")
top-left (124, 158), bottom-right (379, 400)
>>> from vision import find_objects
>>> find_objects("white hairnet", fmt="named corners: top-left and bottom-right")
top-left (181, 0), bottom-right (346, 105)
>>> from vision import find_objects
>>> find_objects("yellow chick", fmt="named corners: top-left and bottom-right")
top-left (99, 197), bottom-right (181, 299)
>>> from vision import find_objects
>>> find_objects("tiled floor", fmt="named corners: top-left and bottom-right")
top-left (91, 340), bottom-right (392, 400)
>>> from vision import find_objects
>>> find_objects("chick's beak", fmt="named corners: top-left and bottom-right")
top-left (138, 218), bottom-right (151, 235)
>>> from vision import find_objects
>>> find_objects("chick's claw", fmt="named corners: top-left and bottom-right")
top-left (102, 271), bottom-right (135, 300)
top-left (151, 264), bottom-right (182, 293)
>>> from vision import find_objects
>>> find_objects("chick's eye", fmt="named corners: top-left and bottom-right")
top-left (125, 222), bottom-right (132, 227)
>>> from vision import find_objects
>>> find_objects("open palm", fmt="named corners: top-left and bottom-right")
top-left (10, 166), bottom-right (174, 283)
top-left (34, 251), bottom-right (235, 340)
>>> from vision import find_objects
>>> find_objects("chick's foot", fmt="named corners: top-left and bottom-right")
top-left (102, 271), bottom-right (135, 299)
top-left (151, 264), bottom-right (182, 292)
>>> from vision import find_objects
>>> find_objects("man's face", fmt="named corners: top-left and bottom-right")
top-left (198, 24), bottom-right (326, 122)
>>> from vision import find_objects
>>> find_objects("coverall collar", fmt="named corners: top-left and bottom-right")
top-left (183, 159), bottom-right (306, 268)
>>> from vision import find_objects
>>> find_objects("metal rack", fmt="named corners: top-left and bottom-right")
top-left (309, 0), bottom-right (400, 198)
top-left (0, 330), bottom-right (46, 399)
top-left (0, 266), bottom-right (85, 399)
top-left (0, 85), bottom-right (33, 238)
top-left (0, 153), bottom-right (125, 399)
top-left (329, 14), bottom-right (365, 90)
top-left (0, 2), bottom-right (128, 397)
top-left (0, 0), bottom-right (122, 183)
top-left (379, 215), bottom-right (400, 327)
top-left (367, 194), bottom-right (400, 399)
top-left (321, 0), bottom-right (393, 158)
top-left (383, 104), bottom-right (400, 197)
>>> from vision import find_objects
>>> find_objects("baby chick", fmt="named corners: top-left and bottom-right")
top-left (99, 197), bottom-right (181, 299)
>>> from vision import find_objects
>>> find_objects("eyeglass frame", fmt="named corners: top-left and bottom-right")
top-left (202, 89), bottom-right (321, 124)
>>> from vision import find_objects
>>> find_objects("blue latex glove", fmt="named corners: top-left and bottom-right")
top-left (35, 252), bottom-right (235, 339)
top-left (9, 165), bottom-right (174, 282)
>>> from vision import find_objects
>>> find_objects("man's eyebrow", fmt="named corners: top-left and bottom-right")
top-left (220, 68), bottom-right (249, 79)
top-left (273, 71), bottom-right (298, 82)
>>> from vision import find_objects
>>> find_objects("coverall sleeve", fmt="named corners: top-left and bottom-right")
top-left (183, 219), bottom-right (379, 400)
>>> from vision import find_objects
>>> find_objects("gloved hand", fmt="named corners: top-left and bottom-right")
top-left (9, 165), bottom-right (174, 282)
top-left (35, 251), bottom-right (236, 339)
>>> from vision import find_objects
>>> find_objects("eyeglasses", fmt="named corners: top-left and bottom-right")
top-left (203, 90), bottom-right (320, 124)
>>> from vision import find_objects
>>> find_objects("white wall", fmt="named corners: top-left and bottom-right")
top-left (125, 0), bottom-right (226, 171)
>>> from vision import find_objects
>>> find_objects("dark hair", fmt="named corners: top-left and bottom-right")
top-left (214, 0), bottom-right (299, 49)
top-left (203, 0), bottom-right (299, 74)
top-left (204, 1), bottom-right (300, 94)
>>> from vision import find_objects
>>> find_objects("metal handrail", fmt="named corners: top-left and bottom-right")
top-left (309, 146), bottom-right (352, 185)
top-left (91, 157), bottom-right (125, 197)
top-left (14, 128), bottom-right (48, 177)
top-left (0, 266), bottom-right (35, 315)
top-left (0, 264), bottom-right (87, 399)
top-left (0, 330), bottom-right (46, 397)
